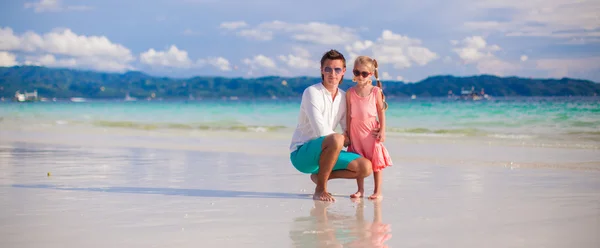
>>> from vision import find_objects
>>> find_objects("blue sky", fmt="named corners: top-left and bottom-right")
top-left (1, 0), bottom-right (599, 82)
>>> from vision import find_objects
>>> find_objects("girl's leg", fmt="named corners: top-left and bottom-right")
top-left (369, 171), bottom-right (382, 199)
top-left (351, 177), bottom-right (364, 198)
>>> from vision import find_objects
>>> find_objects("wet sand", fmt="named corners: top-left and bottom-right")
top-left (0, 129), bottom-right (599, 247)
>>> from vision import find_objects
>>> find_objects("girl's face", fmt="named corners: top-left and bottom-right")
top-left (352, 63), bottom-right (373, 84)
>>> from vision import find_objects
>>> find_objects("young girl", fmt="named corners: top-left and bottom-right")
top-left (346, 56), bottom-right (393, 200)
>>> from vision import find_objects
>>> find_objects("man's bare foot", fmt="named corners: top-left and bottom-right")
top-left (310, 174), bottom-right (318, 184)
top-left (350, 190), bottom-right (364, 198)
top-left (368, 192), bottom-right (382, 200)
top-left (313, 191), bottom-right (335, 202)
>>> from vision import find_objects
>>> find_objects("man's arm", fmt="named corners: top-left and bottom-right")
top-left (302, 87), bottom-right (335, 137)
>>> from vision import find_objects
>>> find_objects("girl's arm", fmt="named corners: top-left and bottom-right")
top-left (375, 87), bottom-right (386, 142)
top-left (344, 90), bottom-right (352, 147)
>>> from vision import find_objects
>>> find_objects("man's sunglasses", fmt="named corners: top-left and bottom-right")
top-left (353, 70), bottom-right (370, 78)
top-left (323, 67), bottom-right (343, 74)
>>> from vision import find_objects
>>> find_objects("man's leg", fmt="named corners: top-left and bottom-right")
top-left (313, 133), bottom-right (345, 201)
top-left (330, 157), bottom-right (372, 179)
top-left (314, 134), bottom-right (373, 201)
top-left (312, 157), bottom-right (372, 181)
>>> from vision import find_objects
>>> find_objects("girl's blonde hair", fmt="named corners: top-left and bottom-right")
top-left (354, 56), bottom-right (388, 110)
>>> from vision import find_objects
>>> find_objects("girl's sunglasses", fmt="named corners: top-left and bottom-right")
top-left (353, 70), bottom-right (370, 78)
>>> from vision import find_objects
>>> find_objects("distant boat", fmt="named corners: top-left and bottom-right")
top-left (70, 97), bottom-right (86, 102)
top-left (453, 86), bottom-right (491, 101)
top-left (13, 90), bottom-right (39, 102)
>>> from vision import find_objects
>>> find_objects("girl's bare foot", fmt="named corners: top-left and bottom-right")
top-left (350, 190), bottom-right (364, 198)
top-left (368, 192), bottom-right (382, 200)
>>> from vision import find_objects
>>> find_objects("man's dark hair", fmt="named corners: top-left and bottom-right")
top-left (320, 49), bottom-right (346, 82)
top-left (320, 49), bottom-right (346, 68)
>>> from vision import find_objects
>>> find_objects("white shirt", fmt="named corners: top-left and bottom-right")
top-left (290, 83), bottom-right (347, 152)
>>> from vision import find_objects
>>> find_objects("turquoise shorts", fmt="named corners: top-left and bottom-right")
top-left (290, 136), bottom-right (361, 174)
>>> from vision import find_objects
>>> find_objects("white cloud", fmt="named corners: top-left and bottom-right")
top-left (464, 0), bottom-right (600, 41)
top-left (278, 47), bottom-right (318, 69)
top-left (242, 54), bottom-right (291, 76)
top-left (40, 29), bottom-right (133, 60)
top-left (24, 0), bottom-right (92, 13)
top-left (140, 45), bottom-right (193, 68)
top-left (24, 0), bottom-right (61, 12)
top-left (237, 29), bottom-right (273, 41)
top-left (198, 57), bottom-right (232, 71)
top-left (347, 30), bottom-right (438, 70)
top-left (346, 40), bottom-right (374, 54)
top-left (235, 21), bottom-right (359, 45)
top-left (1, 26), bottom-right (134, 72)
top-left (219, 21), bottom-right (248, 30)
top-left (381, 72), bottom-right (392, 80)
top-left (0, 28), bottom-right (21, 51)
top-left (375, 72), bottom-right (403, 82)
top-left (137, 43), bottom-right (233, 71)
top-left (25, 54), bottom-right (76, 67)
top-left (223, 22), bottom-right (437, 75)
top-left (452, 36), bottom-right (491, 63)
top-left (536, 57), bottom-right (600, 79)
top-left (24, 54), bottom-right (132, 72)
top-left (0, 51), bottom-right (18, 67)
top-left (243, 54), bottom-right (276, 69)
top-left (452, 36), bottom-right (518, 75)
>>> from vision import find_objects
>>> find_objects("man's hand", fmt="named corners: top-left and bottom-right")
top-left (377, 131), bottom-right (386, 143)
top-left (343, 132), bottom-right (351, 147)
top-left (371, 127), bottom-right (380, 138)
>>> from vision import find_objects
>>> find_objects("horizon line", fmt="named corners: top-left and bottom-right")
top-left (3, 65), bottom-right (598, 84)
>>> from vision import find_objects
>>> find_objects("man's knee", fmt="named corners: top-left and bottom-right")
top-left (323, 133), bottom-right (344, 150)
top-left (347, 157), bottom-right (372, 177)
top-left (356, 158), bottom-right (373, 177)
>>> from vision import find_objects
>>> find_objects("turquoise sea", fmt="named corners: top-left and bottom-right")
top-left (1, 97), bottom-right (599, 149)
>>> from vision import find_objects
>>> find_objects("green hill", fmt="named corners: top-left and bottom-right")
top-left (1, 66), bottom-right (598, 99)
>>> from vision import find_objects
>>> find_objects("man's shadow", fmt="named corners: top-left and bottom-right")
top-left (11, 184), bottom-right (312, 200)
top-left (289, 198), bottom-right (392, 247)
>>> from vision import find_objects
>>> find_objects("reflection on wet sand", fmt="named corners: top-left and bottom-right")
top-left (290, 199), bottom-right (392, 247)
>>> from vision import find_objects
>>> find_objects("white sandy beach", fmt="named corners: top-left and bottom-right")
top-left (1, 126), bottom-right (599, 247)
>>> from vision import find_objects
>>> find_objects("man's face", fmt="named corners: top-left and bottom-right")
top-left (321, 59), bottom-right (345, 88)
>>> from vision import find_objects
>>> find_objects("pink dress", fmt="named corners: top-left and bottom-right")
top-left (347, 86), bottom-right (393, 172)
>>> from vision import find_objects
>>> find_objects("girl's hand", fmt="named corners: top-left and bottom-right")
top-left (377, 131), bottom-right (385, 142)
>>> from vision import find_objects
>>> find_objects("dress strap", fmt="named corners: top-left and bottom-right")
top-left (372, 85), bottom-right (381, 96)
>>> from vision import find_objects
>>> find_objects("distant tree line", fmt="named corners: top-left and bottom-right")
top-left (1, 66), bottom-right (599, 99)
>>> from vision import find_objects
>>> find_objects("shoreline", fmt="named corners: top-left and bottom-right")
top-left (1, 126), bottom-right (598, 172)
